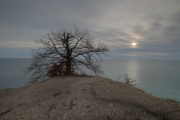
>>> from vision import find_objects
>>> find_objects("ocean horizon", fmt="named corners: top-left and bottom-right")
top-left (0, 58), bottom-right (180, 102)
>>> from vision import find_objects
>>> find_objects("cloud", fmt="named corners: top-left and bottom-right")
top-left (0, 0), bottom-right (180, 58)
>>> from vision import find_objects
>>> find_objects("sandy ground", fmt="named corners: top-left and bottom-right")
top-left (0, 76), bottom-right (180, 120)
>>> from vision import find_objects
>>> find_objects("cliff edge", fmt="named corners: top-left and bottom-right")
top-left (0, 76), bottom-right (180, 120)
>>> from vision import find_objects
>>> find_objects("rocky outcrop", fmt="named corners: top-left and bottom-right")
top-left (0, 76), bottom-right (180, 120)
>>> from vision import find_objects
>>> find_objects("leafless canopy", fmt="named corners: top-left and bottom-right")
top-left (27, 27), bottom-right (109, 83)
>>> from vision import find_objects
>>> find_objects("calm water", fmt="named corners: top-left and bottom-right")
top-left (0, 58), bottom-right (32, 89)
top-left (0, 58), bottom-right (180, 102)
top-left (100, 59), bottom-right (180, 102)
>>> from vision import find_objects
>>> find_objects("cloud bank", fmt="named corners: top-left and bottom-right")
top-left (0, 0), bottom-right (180, 59)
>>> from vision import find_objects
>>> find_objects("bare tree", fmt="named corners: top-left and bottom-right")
top-left (26, 27), bottom-right (109, 83)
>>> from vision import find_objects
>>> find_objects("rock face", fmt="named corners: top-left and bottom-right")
top-left (0, 76), bottom-right (180, 120)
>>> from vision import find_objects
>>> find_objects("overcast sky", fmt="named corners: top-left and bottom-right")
top-left (0, 0), bottom-right (180, 59)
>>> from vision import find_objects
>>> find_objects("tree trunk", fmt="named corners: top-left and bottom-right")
top-left (65, 58), bottom-right (71, 75)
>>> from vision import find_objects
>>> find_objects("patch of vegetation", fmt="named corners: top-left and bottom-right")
top-left (117, 73), bottom-right (136, 86)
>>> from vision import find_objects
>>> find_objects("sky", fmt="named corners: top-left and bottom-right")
top-left (0, 0), bottom-right (180, 59)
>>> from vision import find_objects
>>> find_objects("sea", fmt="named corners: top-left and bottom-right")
top-left (0, 58), bottom-right (180, 102)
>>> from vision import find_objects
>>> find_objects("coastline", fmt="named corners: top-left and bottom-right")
top-left (0, 76), bottom-right (180, 119)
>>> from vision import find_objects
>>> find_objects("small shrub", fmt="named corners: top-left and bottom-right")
top-left (118, 73), bottom-right (136, 86)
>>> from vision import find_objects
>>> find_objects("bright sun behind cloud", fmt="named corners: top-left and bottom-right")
top-left (131, 43), bottom-right (137, 46)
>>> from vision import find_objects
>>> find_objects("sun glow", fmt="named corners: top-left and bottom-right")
top-left (131, 43), bottom-right (137, 46)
